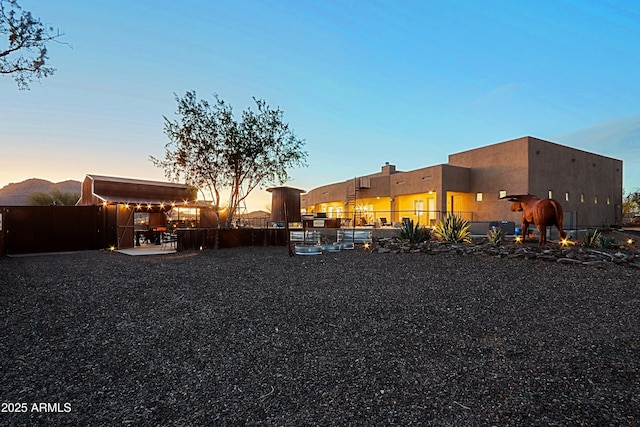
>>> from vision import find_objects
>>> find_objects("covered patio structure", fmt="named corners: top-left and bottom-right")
top-left (77, 174), bottom-right (216, 249)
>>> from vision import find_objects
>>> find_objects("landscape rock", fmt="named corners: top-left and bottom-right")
top-left (372, 235), bottom-right (640, 269)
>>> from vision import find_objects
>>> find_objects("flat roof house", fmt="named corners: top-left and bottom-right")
top-left (300, 136), bottom-right (623, 229)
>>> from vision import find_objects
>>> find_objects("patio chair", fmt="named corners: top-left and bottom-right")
top-left (161, 232), bottom-right (177, 250)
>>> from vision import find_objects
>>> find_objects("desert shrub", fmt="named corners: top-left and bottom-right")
top-left (433, 214), bottom-right (471, 244)
top-left (582, 229), bottom-right (602, 248)
top-left (487, 226), bottom-right (505, 244)
top-left (397, 218), bottom-right (429, 243)
top-left (599, 235), bottom-right (614, 249)
top-left (28, 189), bottom-right (80, 206)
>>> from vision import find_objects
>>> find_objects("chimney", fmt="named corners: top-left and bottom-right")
top-left (381, 162), bottom-right (396, 175)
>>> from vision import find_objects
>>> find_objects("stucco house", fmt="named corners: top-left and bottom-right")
top-left (300, 136), bottom-right (623, 229)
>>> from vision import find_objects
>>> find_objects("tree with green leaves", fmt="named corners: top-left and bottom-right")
top-left (623, 188), bottom-right (640, 214)
top-left (28, 189), bottom-right (79, 206)
top-left (152, 91), bottom-right (307, 228)
top-left (1, 0), bottom-right (65, 89)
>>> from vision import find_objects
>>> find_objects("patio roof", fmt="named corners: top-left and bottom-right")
top-left (78, 174), bottom-right (201, 207)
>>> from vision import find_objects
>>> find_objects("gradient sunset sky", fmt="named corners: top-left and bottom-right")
top-left (2, 0), bottom-right (639, 210)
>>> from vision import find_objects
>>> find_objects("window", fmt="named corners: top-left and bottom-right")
top-left (327, 206), bottom-right (335, 218)
top-left (606, 197), bottom-right (611, 205)
top-left (594, 195), bottom-right (598, 204)
top-left (548, 190), bottom-right (553, 199)
top-left (414, 200), bottom-right (425, 215)
top-left (565, 192), bottom-right (570, 202)
top-left (580, 193), bottom-right (585, 203)
top-left (167, 207), bottom-right (199, 228)
top-left (335, 207), bottom-right (343, 218)
top-left (134, 212), bottom-right (150, 229)
top-left (499, 190), bottom-right (507, 199)
top-left (476, 193), bottom-right (483, 202)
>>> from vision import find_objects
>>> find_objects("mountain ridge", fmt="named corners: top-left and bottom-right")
top-left (0, 178), bottom-right (82, 206)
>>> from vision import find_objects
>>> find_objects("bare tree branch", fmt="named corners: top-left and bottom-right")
top-left (1, 0), bottom-right (67, 89)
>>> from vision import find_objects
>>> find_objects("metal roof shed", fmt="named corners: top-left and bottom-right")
top-left (77, 174), bottom-right (197, 207)
top-left (77, 175), bottom-right (199, 249)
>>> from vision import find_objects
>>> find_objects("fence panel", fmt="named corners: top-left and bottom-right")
top-left (1, 206), bottom-right (103, 255)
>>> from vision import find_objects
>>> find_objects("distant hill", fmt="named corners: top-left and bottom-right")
top-left (0, 179), bottom-right (82, 206)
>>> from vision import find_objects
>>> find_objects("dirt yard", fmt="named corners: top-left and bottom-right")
top-left (1, 246), bottom-right (639, 425)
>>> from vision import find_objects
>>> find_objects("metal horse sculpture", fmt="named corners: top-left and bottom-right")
top-left (504, 194), bottom-right (567, 245)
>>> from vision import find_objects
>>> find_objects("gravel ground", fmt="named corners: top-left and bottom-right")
top-left (1, 246), bottom-right (639, 426)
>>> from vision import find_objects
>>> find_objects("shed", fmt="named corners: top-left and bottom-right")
top-left (77, 174), bottom-right (197, 207)
top-left (77, 175), bottom-right (207, 249)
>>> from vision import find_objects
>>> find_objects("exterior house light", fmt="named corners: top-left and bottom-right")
top-left (560, 237), bottom-right (574, 247)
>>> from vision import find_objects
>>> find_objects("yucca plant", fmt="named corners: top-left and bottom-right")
top-left (397, 218), bottom-right (429, 243)
top-left (582, 229), bottom-right (602, 248)
top-left (432, 214), bottom-right (471, 243)
top-left (487, 226), bottom-right (505, 244)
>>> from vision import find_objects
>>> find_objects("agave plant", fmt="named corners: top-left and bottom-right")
top-left (487, 226), bottom-right (505, 244)
top-left (432, 214), bottom-right (471, 243)
top-left (397, 218), bottom-right (429, 243)
top-left (599, 235), bottom-right (614, 249)
top-left (582, 229), bottom-right (602, 248)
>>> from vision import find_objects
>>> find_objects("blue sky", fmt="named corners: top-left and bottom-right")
top-left (2, 0), bottom-right (639, 210)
